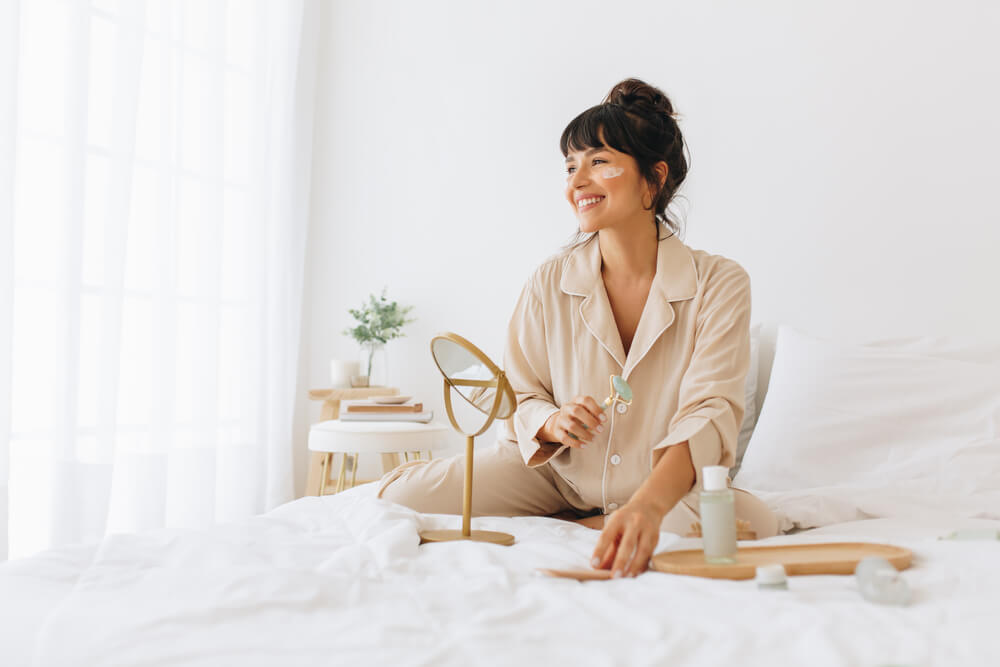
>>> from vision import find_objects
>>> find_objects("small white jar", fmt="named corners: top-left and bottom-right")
top-left (755, 563), bottom-right (788, 590)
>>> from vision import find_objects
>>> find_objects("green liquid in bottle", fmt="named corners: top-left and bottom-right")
top-left (700, 488), bottom-right (737, 565)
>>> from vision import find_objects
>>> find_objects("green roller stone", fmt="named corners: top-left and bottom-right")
top-left (611, 375), bottom-right (632, 402)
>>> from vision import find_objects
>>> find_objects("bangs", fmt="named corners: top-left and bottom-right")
top-left (559, 104), bottom-right (635, 158)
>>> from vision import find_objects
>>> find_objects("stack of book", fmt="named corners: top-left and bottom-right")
top-left (338, 398), bottom-right (434, 423)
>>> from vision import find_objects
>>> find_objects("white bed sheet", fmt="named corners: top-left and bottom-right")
top-left (2, 482), bottom-right (999, 667)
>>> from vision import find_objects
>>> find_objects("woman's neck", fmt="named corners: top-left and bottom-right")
top-left (598, 218), bottom-right (659, 286)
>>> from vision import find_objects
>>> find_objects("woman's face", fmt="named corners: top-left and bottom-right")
top-left (564, 129), bottom-right (655, 234)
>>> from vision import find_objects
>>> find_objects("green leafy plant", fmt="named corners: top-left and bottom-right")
top-left (342, 287), bottom-right (416, 378)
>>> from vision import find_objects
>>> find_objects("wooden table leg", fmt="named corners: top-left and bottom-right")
top-left (306, 452), bottom-right (328, 496)
top-left (336, 453), bottom-right (348, 492)
top-left (318, 453), bottom-right (330, 496)
top-left (350, 453), bottom-right (359, 488)
top-left (320, 399), bottom-right (340, 421)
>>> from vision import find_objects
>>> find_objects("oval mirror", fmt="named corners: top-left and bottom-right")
top-left (430, 334), bottom-right (515, 420)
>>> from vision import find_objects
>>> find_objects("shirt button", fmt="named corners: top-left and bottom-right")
top-left (607, 502), bottom-right (619, 511)
top-left (616, 403), bottom-right (627, 414)
top-left (610, 454), bottom-right (622, 465)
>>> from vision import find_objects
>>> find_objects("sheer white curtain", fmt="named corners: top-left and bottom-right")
top-left (0, 0), bottom-right (320, 560)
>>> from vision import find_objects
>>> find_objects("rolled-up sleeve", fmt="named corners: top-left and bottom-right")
top-left (651, 262), bottom-right (751, 492)
top-left (501, 277), bottom-right (564, 467)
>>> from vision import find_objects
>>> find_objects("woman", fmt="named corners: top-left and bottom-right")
top-left (378, 77), bottom-right (778, 577)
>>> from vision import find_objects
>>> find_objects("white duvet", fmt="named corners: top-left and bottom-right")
top-left (2, 483), bottom-right (999, 667)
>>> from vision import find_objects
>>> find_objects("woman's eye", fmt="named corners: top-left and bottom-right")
top-left (566, 158), bottom-right (607, 175)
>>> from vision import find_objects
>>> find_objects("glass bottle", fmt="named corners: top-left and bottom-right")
top-left (700, 465), bottom-right (737, 564)
top-left (358, 341), bottom-right (388, 387)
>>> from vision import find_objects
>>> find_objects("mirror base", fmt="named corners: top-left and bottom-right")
top-left (419, 529), bottom-right (515, 546)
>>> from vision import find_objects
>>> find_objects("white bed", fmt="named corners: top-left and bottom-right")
top-left (3, 324), bottom-right (1000, 666)
top-left (1, 481), bottom-right (998, 666)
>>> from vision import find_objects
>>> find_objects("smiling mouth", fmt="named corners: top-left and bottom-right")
top-left (577, 196), bottom-right (605, 212)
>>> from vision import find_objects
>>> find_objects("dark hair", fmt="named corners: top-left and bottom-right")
top-left (558, 77), bottom-right (690, 251)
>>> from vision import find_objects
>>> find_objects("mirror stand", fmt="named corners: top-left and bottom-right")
top-left (420, 332), bottom-right (516, 547)
top-left (418, 434), bottom-right (515, 546)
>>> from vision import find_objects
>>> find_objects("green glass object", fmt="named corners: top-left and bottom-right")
top-left (612, 375), bottom-right (632, 402)
top-left (567, 374), bottom-right (634, 441)
top-left (601, 374), bottom-right (633, 410)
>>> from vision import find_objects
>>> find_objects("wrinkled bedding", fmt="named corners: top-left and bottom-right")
top-left (1, 482), bottom-right (998, 666)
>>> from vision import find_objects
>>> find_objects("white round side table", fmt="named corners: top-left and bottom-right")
top-left (308, 419), bottom-right (451, 495)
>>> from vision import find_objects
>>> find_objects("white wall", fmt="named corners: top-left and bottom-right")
top-left (292, 0), bottom-right (1000, 495)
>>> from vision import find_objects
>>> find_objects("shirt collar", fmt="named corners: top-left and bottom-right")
top-left (559, 228), bottom-right (697, 302)
top-left (558, 227), bottom-right (698, 373)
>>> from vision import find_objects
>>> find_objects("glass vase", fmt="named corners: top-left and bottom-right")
top-left (359, 341), bottom-right (388, 387)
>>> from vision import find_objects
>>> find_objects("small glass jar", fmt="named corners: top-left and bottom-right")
top-left (358, 341), bottom-right (388, 387)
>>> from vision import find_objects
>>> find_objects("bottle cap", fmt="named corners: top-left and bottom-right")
top-left (702, 465), bottom-right (729, 491)
top-left (755, 564), bottom-right (787, 585)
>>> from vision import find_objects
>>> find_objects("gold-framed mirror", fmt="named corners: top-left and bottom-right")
top-left (420, 332), bottom-right (516, 546)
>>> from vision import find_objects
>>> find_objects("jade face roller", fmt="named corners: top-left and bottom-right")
top-left (568, 374), bottom-right (633, 441)
top-left (601, 374), bottom-right (633, 410)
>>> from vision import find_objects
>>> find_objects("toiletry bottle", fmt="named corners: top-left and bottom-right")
top-left (854, 557), bottom-right (911, 606)
top-left (700, 465), bottom-right (737, 564)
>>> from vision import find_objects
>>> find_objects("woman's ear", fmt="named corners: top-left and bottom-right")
top-left (655, 160), bottom-right (669, 190)
top-left (644, 161), bottom-right (669, 208)
top-left (643, 163), bottom-right (668, 209)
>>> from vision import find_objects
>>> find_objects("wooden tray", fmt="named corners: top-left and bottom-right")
top-left (539, 568), bottom-right (614, 581)
top-left (650, 542), bottom-right (912, 580)
top-left (540, 542), bottom-right (912, 582)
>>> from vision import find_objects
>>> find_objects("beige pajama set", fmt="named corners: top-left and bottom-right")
top-left (378, 230), bottom-right (779, 538)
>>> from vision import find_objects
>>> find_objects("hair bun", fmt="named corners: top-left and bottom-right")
top-left (603, 77), bottom-right (676, 120)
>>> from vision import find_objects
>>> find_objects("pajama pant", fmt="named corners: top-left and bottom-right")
top-left (376, 439), bottom-right (780, 538)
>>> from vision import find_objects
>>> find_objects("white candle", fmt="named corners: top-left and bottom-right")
top-left (330, 359), bottom-right (360, 388)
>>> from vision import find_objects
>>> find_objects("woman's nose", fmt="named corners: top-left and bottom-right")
top-left (568, 166), bottom-right (590, 189)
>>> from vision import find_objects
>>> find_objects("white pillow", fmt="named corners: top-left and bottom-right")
top-left (859, 333), bottom-right (1000, 365)
top-left (733, 324), bottom-right (1000, 531)
top-left (731, 322), bottom-right (762, 478)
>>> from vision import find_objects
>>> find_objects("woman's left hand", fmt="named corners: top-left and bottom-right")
top-left (590, 500), bottom-right (665, 577)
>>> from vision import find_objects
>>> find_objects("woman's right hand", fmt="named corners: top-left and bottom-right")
top-left (539, 396), bottom-right (607, 449)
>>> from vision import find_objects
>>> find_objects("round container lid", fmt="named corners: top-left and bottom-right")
top-left (702, 465), bottom-right (729, 491)
top-left (755, 563), bottom-right (787, 585)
